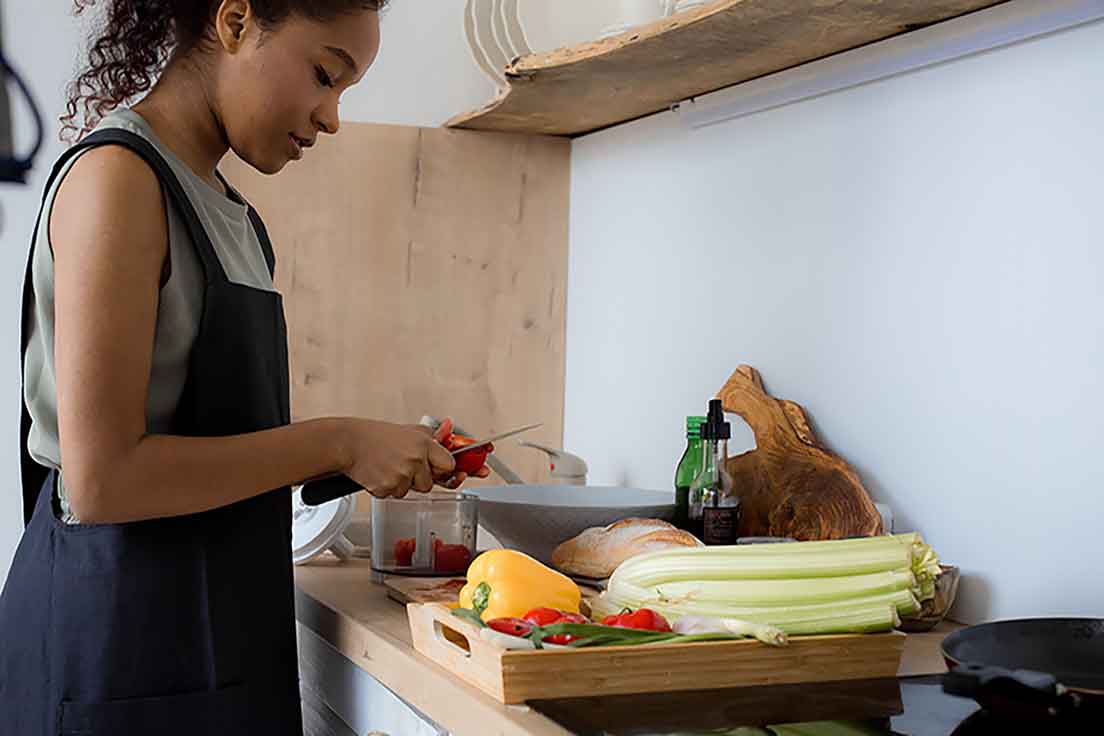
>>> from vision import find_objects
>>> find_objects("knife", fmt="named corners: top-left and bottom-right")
top-left (451, 423), bottom-right (543, 455)
top-left (300, 422), bottom-right (542, 506)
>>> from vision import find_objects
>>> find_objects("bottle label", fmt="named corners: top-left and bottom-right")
top-left (703, 506), bottom-right (738, 545)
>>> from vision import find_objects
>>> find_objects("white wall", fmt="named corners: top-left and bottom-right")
top-left (0, 1), bottom-right (488, 582)
top-left (565, 18), bottom-right (1104, 624)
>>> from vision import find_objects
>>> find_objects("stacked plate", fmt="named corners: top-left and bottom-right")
top-left (465, 0), bottom-right (672, 86)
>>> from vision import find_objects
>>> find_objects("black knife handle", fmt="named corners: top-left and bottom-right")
top-left (300, 475), bottom-right (362, 506)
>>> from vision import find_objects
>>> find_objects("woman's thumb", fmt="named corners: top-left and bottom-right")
top-left (427, 440), bottom-right (456, 476)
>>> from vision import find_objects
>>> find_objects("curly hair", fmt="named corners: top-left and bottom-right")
top-left (62, 0), bottom-right (388, 141)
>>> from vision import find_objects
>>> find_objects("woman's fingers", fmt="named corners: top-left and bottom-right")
top-left (412, 463), bottom-right (434, 493)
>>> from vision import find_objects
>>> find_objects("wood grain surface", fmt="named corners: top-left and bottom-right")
top-left (718, 365), bottom-right (884, 540)
top-left (408, 602), bottom-right (904, 704)
top-left (223, 123), bottom-right (571, 493)
top-left (449, 0), bottom-right (1007, 136)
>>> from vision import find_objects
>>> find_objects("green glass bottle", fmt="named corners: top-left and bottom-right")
top-left (674, 416), bottom-right (706, 531)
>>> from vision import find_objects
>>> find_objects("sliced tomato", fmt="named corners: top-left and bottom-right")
top-left (433, 543), bottom-right (473, 573)
top-left (393, 538), bottom-right (416, 567)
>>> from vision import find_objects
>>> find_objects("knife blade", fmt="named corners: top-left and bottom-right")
top-left (451, 423), bottom-right (543, 455)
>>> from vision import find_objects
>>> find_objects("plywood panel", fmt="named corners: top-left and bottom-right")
top-left (223, 123), bottom-right (570, 490)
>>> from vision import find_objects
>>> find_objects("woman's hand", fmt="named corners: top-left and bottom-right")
top-left (343, 419), bottom-right (456, 499)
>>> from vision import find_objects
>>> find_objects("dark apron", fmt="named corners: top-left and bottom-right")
top-left (0, 129), bottom-right (303, 735)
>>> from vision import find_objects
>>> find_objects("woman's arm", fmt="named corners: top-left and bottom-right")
top-left (50, 146), bottom-right (453, 525)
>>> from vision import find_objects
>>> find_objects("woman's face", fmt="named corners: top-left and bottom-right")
top-left (212, 2), bottom-right (381, 174)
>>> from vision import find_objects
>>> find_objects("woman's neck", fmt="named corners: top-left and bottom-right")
top-left (132, 58), bottom-right (230, 192)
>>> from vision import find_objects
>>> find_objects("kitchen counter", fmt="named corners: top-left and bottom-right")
top-left (294, 558), bottom-right (960, 736)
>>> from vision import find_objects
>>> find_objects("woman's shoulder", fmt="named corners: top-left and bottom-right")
top-left (49, 142), bottom-right (168, 265)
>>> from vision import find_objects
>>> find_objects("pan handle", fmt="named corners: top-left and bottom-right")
top-left (943, 662), bottom-right (1082, 715)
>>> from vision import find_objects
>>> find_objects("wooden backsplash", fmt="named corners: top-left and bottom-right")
top-left (223, 123), bottom-right (571, 487)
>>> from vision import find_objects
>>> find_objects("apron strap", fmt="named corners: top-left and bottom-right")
top-left (216, 171), bottom-right (277, 279)
top-left (18, 129), bottom-right (231, 525)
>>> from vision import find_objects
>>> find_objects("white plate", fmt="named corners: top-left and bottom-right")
top-left (498, 0), bottom-right (532, 58)
top-left (466, 0), bottom-right (510, 85)
top-left (515, 0), bottom-right (625, 55)
top-left (464, 0), bottom-right (503, 84)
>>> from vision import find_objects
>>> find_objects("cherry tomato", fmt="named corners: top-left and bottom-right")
top-left (486, 618), bottom-right (534, 638)
top-left (556, 612), bottom-right (588, 625)
top-left (523, 608), bottom-right (589, 645)
top-left (601, 608), bottom-right (671, 633)
top-left (522, 608), bottom-right (565, 626)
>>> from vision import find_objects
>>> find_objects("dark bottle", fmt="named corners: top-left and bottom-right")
top-left (674, 416), bottom-right (706, 532)
top-left (689, 399), bottom-right (739, 545)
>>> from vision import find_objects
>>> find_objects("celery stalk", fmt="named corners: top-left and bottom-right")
top-left (613, 545), bottom-right (913, 586)
top-left (628, 570), bottom-right (914, 607)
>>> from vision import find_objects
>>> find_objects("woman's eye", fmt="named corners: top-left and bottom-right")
top-left (315, 66), bottom-right (334, 88)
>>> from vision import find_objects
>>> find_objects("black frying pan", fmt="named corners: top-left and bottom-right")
top-left (941, 618), bottom-right (1104, 718)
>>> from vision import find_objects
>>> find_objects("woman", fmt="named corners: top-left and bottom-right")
top-left (0, 1), bottom-right (483, 733)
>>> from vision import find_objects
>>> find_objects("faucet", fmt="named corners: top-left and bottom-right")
top-left (519, 442), bottom-right (588, 486)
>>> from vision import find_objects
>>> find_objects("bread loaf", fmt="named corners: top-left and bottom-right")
top-left (551, 518), bottom-right (702, 579)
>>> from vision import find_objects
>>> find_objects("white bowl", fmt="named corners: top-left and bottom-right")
top-left (465, 485), bottom-right (675, 564)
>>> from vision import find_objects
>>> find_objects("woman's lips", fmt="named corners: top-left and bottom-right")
top-left (288, 134), bottom-right (303, 160)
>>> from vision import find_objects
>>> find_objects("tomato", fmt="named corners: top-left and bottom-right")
top-left (522, 607), bottom-right (564, 626)
top-left (486, 618), bottom-right (534, 638)
top-left (393, 538), bottom-right (416, 567)
top-left (522, 608), bottom-right (589, 645)
top-left (555, 612), bottom-right (588, 625)
top-left (600, 608), bottom-right (671, 633)
top-left (433, 543), bottom-right (473, 573)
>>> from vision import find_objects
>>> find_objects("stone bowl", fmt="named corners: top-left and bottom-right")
top-left (899, 564), bottom-right (961, 632)
top-left (463, 485), bottom-right (675, 564)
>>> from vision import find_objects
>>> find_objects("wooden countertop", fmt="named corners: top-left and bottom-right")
top-left (294, 558), bottom-right (958, 736)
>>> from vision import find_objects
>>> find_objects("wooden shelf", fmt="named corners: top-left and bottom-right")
top-left (447, 0), bottom-right (1007, 137)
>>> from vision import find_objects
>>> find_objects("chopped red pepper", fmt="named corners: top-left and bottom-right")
top-left (600, 608), bottom-right (672, 633)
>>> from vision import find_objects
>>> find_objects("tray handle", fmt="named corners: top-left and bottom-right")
top-left (433, 619), bottom-right (474, 658)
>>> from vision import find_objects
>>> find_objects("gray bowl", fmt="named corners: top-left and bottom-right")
top-left (464, 485), bottom-right (675, 564)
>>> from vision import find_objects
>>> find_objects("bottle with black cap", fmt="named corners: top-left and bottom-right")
top-left (688, 399), bottom-right (739, 545)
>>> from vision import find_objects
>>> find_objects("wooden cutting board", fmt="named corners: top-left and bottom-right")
top-left (383, 576), bottom-right (468, 605)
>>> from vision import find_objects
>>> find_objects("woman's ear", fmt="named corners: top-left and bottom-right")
top-left (214, 0), bottom-right (256, 53)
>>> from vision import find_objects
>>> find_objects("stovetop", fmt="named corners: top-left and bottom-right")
top-left (528, 675), bottom-right (1099, 735)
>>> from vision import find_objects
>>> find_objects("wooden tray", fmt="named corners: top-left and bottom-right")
top-left (407, 603), bottom-right (906, 704)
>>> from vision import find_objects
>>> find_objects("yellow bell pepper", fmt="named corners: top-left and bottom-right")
top-left (458, 549), bottom-right (581, 621)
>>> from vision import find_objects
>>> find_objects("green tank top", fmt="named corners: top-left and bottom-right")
top-left (23, 109), bottom-right (276, 523)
